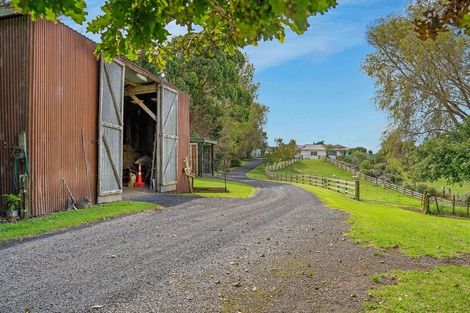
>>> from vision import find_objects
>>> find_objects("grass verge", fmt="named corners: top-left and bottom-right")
top-left (248, 161), bottom-right (470, 258)
top-left (0, 201), bottom-right (156, 243)
top-left (364, 265), bottom-right (470, 312)
top-left (191, 177), bottom-right (254, 199)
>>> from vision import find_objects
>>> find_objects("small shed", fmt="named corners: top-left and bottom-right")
top-left (0, 13), bottom-right (191, 216)
top-left (190, 138), bottom-right (217, 176)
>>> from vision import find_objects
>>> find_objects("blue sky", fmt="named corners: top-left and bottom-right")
top-left (244, 0), bottom-right (409, 150)
top-left (66, 0), bottom-right (410, 151)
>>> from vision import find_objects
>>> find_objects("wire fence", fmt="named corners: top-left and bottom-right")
top-left (325, 158), bottom-right (470, 218)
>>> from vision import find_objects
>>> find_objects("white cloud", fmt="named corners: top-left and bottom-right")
top-left (243, 1), bottom-right (394, 72)
top-left (244, 21), bottom-right (365, 71)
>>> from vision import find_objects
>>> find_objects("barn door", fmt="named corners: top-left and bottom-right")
top-left (97, 59), bottom-right (125, 203)
top-left (159, 85), bottom-right (178, 192)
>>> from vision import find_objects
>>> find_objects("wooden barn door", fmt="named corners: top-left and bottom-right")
top-left (158, 86), bottom-right (178, 192)
top-left (97, 59), bottom-right (125, 203)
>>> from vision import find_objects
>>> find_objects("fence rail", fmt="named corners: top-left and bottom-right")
top-left (325, 157), bottom-right (469, 208)
top-left (264, 160), bottom-right (359, 200)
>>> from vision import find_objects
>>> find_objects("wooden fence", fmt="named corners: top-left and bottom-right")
top-left (325, 157), bottom-right (469, 210)
top-left (264, 160), bottom-right (359, 200)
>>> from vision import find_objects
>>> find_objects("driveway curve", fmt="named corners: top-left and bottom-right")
top-left (0, 160), bottom-right (432, 313)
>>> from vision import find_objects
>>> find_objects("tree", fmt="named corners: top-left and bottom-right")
top-left (414, 0), bottom-right (470, 39)
top-left (161, 49), bottom-right (267, 165)
top-left (11, 0), bottom-right (337, 67)
top-left (269, 138), bottom-right (297, 163)
top-left (380, 128), bottom-right (416, 170)
top-left (165, 50), bottom-right (258, 140)
top-left (363, 11), bottom-right (470, 140)
top-left (411, 118), bottom-right (470, 184)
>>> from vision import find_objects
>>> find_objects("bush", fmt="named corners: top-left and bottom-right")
top-left (416, 183), bottom-right (428, 193)
top-left (427, 187), bottom-right (437, 196)
top-left (361, 159), bottom-right (372, 171)
top-left (230, 159), bottom-right (241, 167)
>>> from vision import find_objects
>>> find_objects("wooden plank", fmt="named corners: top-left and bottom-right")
top-left (102, 134), bottom-right (123, 190)
top-left (125, 84), bottom-right (157, 96)
top-left (102, 62), bottom-right (123, 126)
top-left (130, 95), bottom-right (157, 121)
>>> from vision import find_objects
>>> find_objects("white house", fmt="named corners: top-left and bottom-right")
top-left (297, 143), bottom-right (348, 160)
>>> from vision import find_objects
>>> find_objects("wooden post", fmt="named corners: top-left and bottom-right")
top-left (423, 192), bottom-right (429, 214)
top-left (467, 197), bottom-right (470, 218)
top-left (452, 195), bottom-right (456, 215)
top-left (354, 179), bottom-right (360, 201)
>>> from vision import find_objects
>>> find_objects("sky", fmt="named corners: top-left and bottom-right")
top-left (65, 0), bottom-right (410, 151)
top-left (244, 0), bottom-right (410, 150)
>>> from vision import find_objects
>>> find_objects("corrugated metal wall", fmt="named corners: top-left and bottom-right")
top-left (1, 16), bottom-right (191, 215)
top-left (28, 19), bottom-right (99, 216)
top-left (176, 92), bottom-right (190, 193)
top-left (0, 16), bottom-right (30, 205)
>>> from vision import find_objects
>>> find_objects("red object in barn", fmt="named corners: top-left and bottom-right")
top-left (133, 164), bottom-right (144, 188)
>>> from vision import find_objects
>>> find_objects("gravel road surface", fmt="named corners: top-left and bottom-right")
top-left (0, 160), bottom-right (438, 312)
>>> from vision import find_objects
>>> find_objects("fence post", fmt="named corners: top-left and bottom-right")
top-left (467, 197), bottom-right (470, 218)
top-left (423, 192), bottom-right (429, 214)
top-left (452, 195), bottom-right (456, 215)
top-left (354, 179), bottom-right (360, 201)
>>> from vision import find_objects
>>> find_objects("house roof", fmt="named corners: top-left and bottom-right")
top-left (300, 143), bottom-right (349, 152)
top-left (301, 144), bottom-right (326, 151)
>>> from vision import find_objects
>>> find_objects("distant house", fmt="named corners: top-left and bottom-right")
top-left (297, 142), bottom-right (348, 160)
top-left (251, 149), bottom-right (262, 158)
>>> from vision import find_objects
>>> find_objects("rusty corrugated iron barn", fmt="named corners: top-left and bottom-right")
top-left (0, 12), bottom-right (191, 216)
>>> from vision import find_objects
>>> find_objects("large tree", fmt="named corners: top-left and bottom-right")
top-left (363, 11), bottom-right (470, 140)
top-left (11, 0), bottom-right (336, 67)
top-left (164, 50), bottom-right (258, 138)
top-left (411, 118), bottom-right (470, 184)
top-left (162, 50), bottom-right (267, 162)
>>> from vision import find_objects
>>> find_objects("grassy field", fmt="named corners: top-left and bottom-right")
top-left (0, 201), bottom-right (156, 243)
top-left (364, 265), bottom-right (470, 312)
top-left (249, 160), bottom-right (470, 258)
top-left (248, 160), bottom-right (470, 312)
top-left (276, 160), bottom-right (469, 216)
top-left (191, 177), bottom-right (254, 198)
top-left (410, 177), bottom-right (470, 197)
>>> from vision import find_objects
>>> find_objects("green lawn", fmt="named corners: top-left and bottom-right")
top-left (249, 161), bottom-right (470, 311)
top-left (249, 160), bottom-right (470, 258)
top-left (409, 177), bottom-right (470, 198)
top-left (191, 177), bottom-right (254, 198)
top-left (0, 201), bottom-right (156, 243)
top-left (246, 161), bottom-right (269, 181)
top-left (276, 160), bottom-right (423, 210)
top-left (364, 265), bottom-right (470, 312)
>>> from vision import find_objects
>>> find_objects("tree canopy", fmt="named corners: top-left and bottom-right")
top-left (411, 118), bottom-right (470, 184)
top-left (362, 9), bottom-right (470, 140)
top-left (161, 49), bottom-right (268, 163)
top-left (268, 138), bottom-right (297, 163)
top-left (11, 0), bottom-right (337, 67)
top-left (414, 0), bottom-right (470, 39)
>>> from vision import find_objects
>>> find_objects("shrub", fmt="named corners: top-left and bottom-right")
top-left (230, 159), bottom-right (241, 167)
top-left (416, 183), bottom-right (428, 193)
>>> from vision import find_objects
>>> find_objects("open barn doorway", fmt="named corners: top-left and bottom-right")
top-left (97, 59), bottom-right (179, 203)
top-left (122, 68), bottom-right (158, 192)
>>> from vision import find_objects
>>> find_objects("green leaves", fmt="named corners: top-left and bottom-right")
top-left (412, 118), bottom-right (470, 184)
top-left (12, 0), bottom-right (87, 24)
top-left (11, 0), bottom-right (337, 68)
top-left (362, 9), bottom-right (470, 141)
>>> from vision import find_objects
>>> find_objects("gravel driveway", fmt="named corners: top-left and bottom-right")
top-left (0, 160), bottom-right (437, 313)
